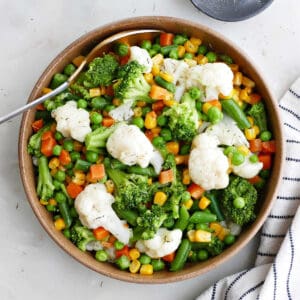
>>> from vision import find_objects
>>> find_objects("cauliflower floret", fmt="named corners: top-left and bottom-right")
top-left (128, 46), bottom-right (153, 73)
top-left (162, 58), bottom-right (189, 86)
top-left (135, 228), bottom-right (182, 258)
top-left (150, 150), bottom-right (164, 174)
top-left (74, 183), bottom-right (132, 244)
top-left (51, 101), bottom-right (91, 142)
top-left (232, 154), bottom-right (263, 179)
top-left (189, 133), bottom-right (229, 190)
top-left (106, 124), bottom-right (155, 168)
top-left (108, 100), bottom-right (134, 121)
top-left (205, 115), bottom-right (249, 147)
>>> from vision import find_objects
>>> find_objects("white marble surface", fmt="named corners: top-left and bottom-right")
top-left (0, 1), bottom-right (299, 299)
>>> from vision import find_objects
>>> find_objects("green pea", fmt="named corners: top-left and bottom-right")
top-left (260, 131), bottom-right (272, 141)
top-left (148, 49), bottom-right (157, 57)
top-left (115, 255), bottom-right (130, 270)
top-left (104, 105), bottom-right (115, 112)
top-left (207, 106), bottom-right (223, 124)
top-left (77, 99), bottom-right (88, 109)
top-left (53, 180), bottom-right (62, 190)
top-left (86, 151), bottom-right (99, 163)
top-left (198, 44), bottom-right (208, 55)
top-left (139, 254), bottom-right (151, 265)
top-left (63, 140), bottom-right (74, 152)
top-left (188, 251), bottom-right (198, 263)
top-left (249, 154), bottom-right (259, 163)
top-left (46, 204), bottom-right (56, 212)
top-left (54, 131), bottom-right (63, 141)
top-left (63, 228), bottom-right (71, 239)
top-left (196, 101), bottom-right (202, 112)
top-left (189, 87), bottom-right (202, 100)
top-left (44, 99), bottom-right (56, 111)
top-left (151, 259), bottom-right (165, 271)
top-left (141, 40), bottom-right (152, 50)
top-left (50, 73), bottom-right (68, 89)
top-left (233, 197), bottom-right (245, 209)
top-left (114, 42), bottom-right (129, 57)
top-left (206, 51), bottom-right (217, 63)
top-left (259, 169), bottom-right (270, 179)
top-left (54, 170), bottom-right (66, 182)
top-left (169, 48), bottom-right (179, 59)
top-left (160, 128), bottom-right (172, 141)
top-left (55, 192), bottom-right (67, 204)
top-left (157, 115), bottom-right (167, 127)
top-left (52, 145), bottom-right (62, 156)
top-left (197, 249), bottom-right (209, 261)
top-left (95, 250), bottom-right (109, 262)
top-left (152, 44), bottom-right (161, 52)
top-left (91, 96), bottom-right (109, 109)
top-left (180, 144), bottom-right (191, 155)
top-left (183, 53), bottom-right (194, 59)
top-left (224, 234), bottom-right (236, 245)
top-left (90, 112), bottom-right (103, 124)
top-left (231, 152), bottom-right (245, 166)
top-left (142, 106), bottom-right (151, 116)
top-left (132, 117), bottom-right (144, 129)
top-left (70, 151), bottom-right (81, 162)
top-left (114, 240), bottom-right (125, 250)
top-left (224, 146), bottom-right (236, 156)
top-left (152, 136), bottom-right (165, 148)
top-left (63, 64), bottom-right (76, 76)
top-left (173, 34), bottom-right (188, 45)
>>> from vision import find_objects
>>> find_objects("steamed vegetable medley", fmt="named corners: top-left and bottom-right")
top-left (28, 32), bottom-right (276, 274)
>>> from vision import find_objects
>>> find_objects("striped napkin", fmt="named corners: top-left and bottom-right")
top-left (197, 78), bottom-right (300, 300)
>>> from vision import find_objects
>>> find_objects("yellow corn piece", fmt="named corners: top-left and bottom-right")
top-left (233, 72), bottom-right (243, 86)
top-left (182, 169), bottom-right (191, 185)
top-left (147, 178), bottom-right (153, 185)
top-left (184, 40), bottom-right (198, 54)
top-left (187, 230), bottom-right (196, 242)
top-left (245, 128), bottom-right (257, 140)
top-left (239, 89), bottom-right (250, 102)
top-left (112, 98), bottom-right (121, 106)
top-left (42, 87), bottom-right (52, 95)
top-left (39, 199), bottom-right (48, 206)
top-left (89, 88), bottom-right (101, 98)
top-left (175, 155), bottom-right (189, 165)
top-left (199, 196), bottom-right (211, 210)
top-left (96, 155), bottom-right (104, 164)
top-left (130, 260), bottom-right (141, 274)
top-left (85, 172), bottom-right (97, 184)
top-left (237, 145), bottom-right (250, 156)
top-left (140, 264), bottom-right (153, 275)
top-left (202, 102), bottom-right (212, 114)
top-left (230, 64), bottom-right (239, 72)
top-left (232, 88), bottom-right (240, 102)
top-left (166, 141), bottom-right (180, 155)
top-left (54, 218), bottom-right (66, 231)
top-left (145, 112), bottom-right (157, 129)
top-left (72, 55), bottom-right (85, 67)
top-left (218, 227), bottom-right (230, 241)
top-left (151, 53), bottom-right (164, 66)
top-left (151, 127), bottom-right (161, 135)
top-left (159, 72), bottom-right (173, 83)
top-left (50, 168), bottom-right (58, 177)
top-left (242, 76), bottom-right (255, 88)
top-left (151, 64), bottom-right (160, 76)
top-left (177, 45), bottom-right (186, 58)
top-left (129, 248), bottom-right (141, 260)
top-left (253, 125), bottom-right (260, 135)
top-left (105, 180), bottom-right (114, 194)
top-left (49, 158), bottom-right (60, 169)
top-left (163, 99), bottom-right (176, 107)
top-left (154, 191), bottom-right (168, 206)
top-left (144, 73), bottom-right (154, 85)
top-left (183, 199), bottom-right (193, 210)
top-left (194, 230), bottom-right (212, 243)
top-left (247, 116), bottom-right (254, 126)
top-left (219, 89), bottom-right (233, 100)
top-left (133, 107), bottom-right (143, 117)
top-left (72, 170), bottom-right (86, 186)
top-left (184, 58), bottom-right (197, 67)
top-left (209, 222), bottom-right (223, 236)
top-left (190, 37), bottom-right (202, 46)
top-left (244, 87), bottom-right (252, 94)
top-left (198, 55), bottom-right (208, 65)
top-left (136, 101), bottom-right (147, 108)
top-left (49, 198), bottom-right (57, 206)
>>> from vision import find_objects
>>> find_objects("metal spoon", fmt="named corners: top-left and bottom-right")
top-left (0, 29), bottom-right (162, 124)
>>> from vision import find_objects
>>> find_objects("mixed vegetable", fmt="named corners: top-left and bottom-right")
top-left (28, 32), bottom-right (276, 274)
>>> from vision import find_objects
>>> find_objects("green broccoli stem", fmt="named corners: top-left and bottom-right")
top-left (37, 156), bottom-right (55, 200)
top-left (111, 202), bottom-right (138, 226)
top-left (127, 165), bottom-right (157, 177)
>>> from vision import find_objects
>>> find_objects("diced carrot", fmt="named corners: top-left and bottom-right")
top-left (187, 183), bottom-right (205, 199)
top-left (145, 130), bottom-right (156, 141)
top-left (119, 54), bottom-right (130, 65)
top-left (249, 139), bottom-right (262, 153)
top-left (160, 33), bottom-right (174, 46)
top-left (36, 103), bottom-right (45, 110)
top-left (59, 149), bottom-right (71, 166)
top-left (152, 100), bottom-right (165, 112)
top-left (159, 169), bottom-right (174, 184)
top-left (108, 235), bottom-right (117, 244)
top-left (41, 131), bottom-right (54, 141)
top-left (102, 117), bottom-right (115, 127)
top-left (93, 227), bottom-right (110, 241)
top-left (32, 119), bottom-right (44, 132)
top-left (66, 182), bottom-right (83, 198)
top-left (166, 141), bottom-right (180, 155)
top-left (261, 140), bottom-right (276, 154)
top-left (249, 93), bottom-right (261, 104)
top-left (115, 245), bottom-right (130, 258)
top-left (208, 99), bottom-right (222, 111)
top-left (162, 252), bottom-right (175, 262)
top-left (41, 137), bottom-right (57, 157)
top-left (149, 85), bottom-right (171, 101)
top-left (89, 164), bottom-right (106, 181)
top-left (248, 175), bottom-right (262, 185)
top-left (72, 55), bottom-right (85, 67)
top-left (258, 154), bottom-right (272, 170)
top-left (105, 85), bottom-right (115, 97)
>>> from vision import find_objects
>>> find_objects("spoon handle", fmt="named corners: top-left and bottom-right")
top-left (0, 82), bottom-right (69, 124)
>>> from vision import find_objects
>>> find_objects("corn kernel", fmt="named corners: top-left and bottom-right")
top-left (199, 196), bottom-right (211, 210)
top-left (72, 170), bottom-right (86, 186)
top-left (237, 145), bottom-right (250, 156)
top-left (183, 199), bottom-right (194, 210)
top-left (240, 89), bottom-right (250, 102)
top-left (198, 55), bottom-right (208, 65)
top-left (89, 88), bottom-right (101, 98)
top-left (166, 141), bottom-right (180, 155)
top-left (198, 119), bottom-right (203, 127)
top-left (151, 64), bottom-right (160, 76)
top-left (147, 178), bottom-right (153, 185)
top-left (232, 88), bottom-right (240, 102)
top-left (245, 128), bottom-right (257, 140)
top-left (129, 248), bottom-right (141, 260)
top-left (230, 64), bottom-right (239, 72)
top-left (163, 99), bottom-right (176, 107)
top-left (100, 86), bottom-right (106, 95)
top-left (112, 98), bottom-right (121, 106)
top-left (130, 260), bottom-right (141, 274)
top-left (140, 264), bottom-right (153, 275)
top-left (154, 191), bottom-right (168, 206)
top-left (105, 180), bottom-right (114, 194)
top-left (177, 45), bottom-right (186, 58)
top-left (187, 230), bottom-right (196, 242)
top-left (151, 53), bottom-right (164, 66)
top-left (133, 107), bottom-right (143, 117)
top-left (233, 72), bottom-right (243, 86)
top-left (184, 58), bottom-right (197, 67)
top-left (42, 87), bottom-right (52, 95)
top-left (209, 222), bottom-right (223, 235)
top-left (242, 76), bottom-right (255, 88)
top-left (190, 37), bottom-right (202, 46)
top-left (175, 155), bottom-right (189, 166)
top-left (247, 117), bottom-right (254, 126)
top-left (219, 89), bottom-right (233, 100)
top-left (85, 172), bottom-right (97, 184)
top-left (245, 87), bottom-right (252, 94)
top-left (144, 73), bottom-right (154, 85)
top-left (145, 111), bottom-right (157, 129)
top-left (218, 227), bottom-right (230, 241)
top-left (54, 218), bottom-right (66, 231)
top-left (49, 198), bottom-right (57, 206)
top-left (151, 127), bottom-right (161, 135)
top-left (202, 102), bottom-right (212, 114)
top-left (182, 169), bottom-right (191, 185)
top-left (72, 55), bottom-right (85, 67)
top-left (40, 199), bottom-right (48, 205)
top-left (49, 157), bottom-right (60, 169)
top-left (253, 125), bottom-right (260, 135)
top-left (50, 168), bottom-right (58, 177)
top-left (184, 40), bottom-right (198, 54)
top-left (194, 230), bottom-right (212, 243)
top-left (136, 101), bottom-right (147, 107)
top-left (159, 72), bottom-right (173, 83)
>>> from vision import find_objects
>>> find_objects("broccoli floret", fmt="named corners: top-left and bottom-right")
top-left (135, 205), bottom-right (167, 240)
top-left (37, 156), bottom-right (55, 200)
top-left (205, 236), bottom-right (225, 256)
top-left (83, 54), bottom-right (119, 87)
top-left (44, 91), bottom-right (78, 111)
top-left (247, 102), bottom-right (268, 132)
top-left (70, 83), bottom-right (91, 100)
top-left (70, 226), bottom-right (95, 251)
top-left (163, 92), bottom-right (198, 142)
top-left (221, 176), bottom-right (258, 226)
top-left (27, 124), bottom-right (52, 157)
top-left (114, 61), bottom-right (151, 103)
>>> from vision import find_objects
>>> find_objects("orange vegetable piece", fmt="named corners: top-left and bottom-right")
top-left (162, 252), bottom-right (175, 262)
top-left (66, 182), bottom-right (83, 199)
top-left (149, 85), bottom-right (171, 101)
top-left (59, 149), bottom-right (71, 166)
top-left (93, 227), bottom-right (110, 240)
top-left (115, 245), bottom-right (130, 258)
top-left (36, 103), bottom-right (45, 110)
top-left (89, 164), bottom-right (106, 181)
top-left (258, 154), bottom-right (272, 170)
top-left (248, 175), bottom-right (262, 185)
top-left (187, 183), bottom-right (205, 199)
top-left (152, 100), bottom-right (165, 112)
top-left (160, 33), bottom-right (174, 46)
top-left (32, 119), bottom-right (44, 132)
top-left (208, 99), bottom-right (222, 111)
top-left (249, 139), bottom-right (262, 153)
top-left (261, 140), bottom-right (276, 154)
top-left (249, 93), bottom-right (262, 104)
top-left (159, 169), bottom-right (174, 184)
top-left (102, 117), bottom-right (115, 127)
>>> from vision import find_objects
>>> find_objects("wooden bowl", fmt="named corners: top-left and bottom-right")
top-left (19, 16), bottom-right (284, 283)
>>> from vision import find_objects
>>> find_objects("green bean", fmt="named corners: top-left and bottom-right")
top-left (170, 239), bottom-right (191, 271)
top-left (160, 45), bottom-right (178, 56)
top-left (58, 201), bottom-right (72, 228)
top-left (174, 206), bottom-right (190, 231)
top-left (222, 99), bottom-right (251, 129)
top-left (126, 165), bottom-right (157, 177)
top-left (189, 211), bottom-right (217, 224)
top-left (112, 203), bottom-right (138, 226)
top-left (73, 159), bottom-right (91, 172)
top-left (205, 192), bottom-right (225, 222)
top-left (154, 76), bottom-right (176, 93)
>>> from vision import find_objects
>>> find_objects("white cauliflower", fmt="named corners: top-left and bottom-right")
top-left (74, 183), bottom-right (132, 244)
top-left (232, 154), bottom-right (263, 179)
top-left (135, 228), bottom-right (182, 258)
top-left (162, 58), bottom-right (189, 86)
top-left (150, 150), bottom-right (164, 174)
top-left (108, 100), bottom-right (134, 121)
top-left (51, 101), bottom-right (91, 142)
top-left (189, 133), bottom-right (229, 190)
top-left (106, 124), bottom-right (157, 169)
top-left (205, 115), bottom-right (249, 147)
top-left (128, 46), bottom-right (153, 73)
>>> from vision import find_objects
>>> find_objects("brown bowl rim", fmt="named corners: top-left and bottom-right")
top-left (18, 16), bottom-right (284, 284)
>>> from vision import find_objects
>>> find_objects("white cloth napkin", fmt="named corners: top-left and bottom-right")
top-left (197, 77), bottom-right (300, 300)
